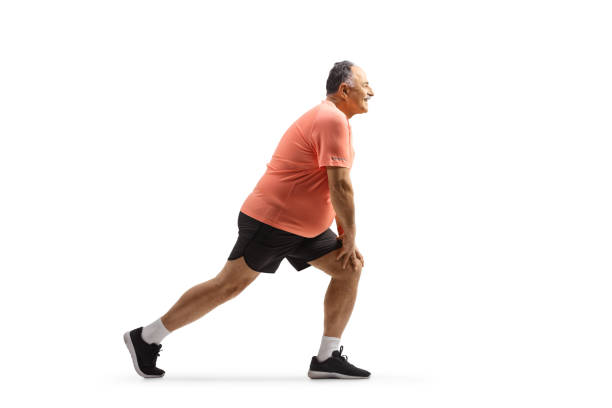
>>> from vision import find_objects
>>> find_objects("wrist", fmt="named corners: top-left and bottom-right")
top-left (343, 227), bottom-right (356, 237)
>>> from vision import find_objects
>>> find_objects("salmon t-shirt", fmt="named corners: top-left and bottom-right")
top-left (240, 99), bottom-right (355, 238)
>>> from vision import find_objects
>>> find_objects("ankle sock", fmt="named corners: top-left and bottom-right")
top-left (317, 335), bottom-right (341, 362)
top-left (141, 318), bottom-right (170, 345)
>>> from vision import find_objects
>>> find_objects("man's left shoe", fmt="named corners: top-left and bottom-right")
top-left (308, 345), bottom-right (371, 379)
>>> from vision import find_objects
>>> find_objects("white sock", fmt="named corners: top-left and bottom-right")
top-left (317, 335), bottom-right (341, 362)
top-left (141, 318), bottom-right (171, 345)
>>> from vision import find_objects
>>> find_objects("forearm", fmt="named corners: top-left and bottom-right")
top-left (330, 183), bottom-right (356, 236)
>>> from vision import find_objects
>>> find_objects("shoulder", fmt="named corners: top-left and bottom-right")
top-left (314, 106), bottom-right (348, 131)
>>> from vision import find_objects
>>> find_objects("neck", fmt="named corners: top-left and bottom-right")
top-left (326, 96), bottom-right (353, 119)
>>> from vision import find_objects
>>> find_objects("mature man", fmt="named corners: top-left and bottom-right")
top-left (124, 60), bottom-right (375, 379)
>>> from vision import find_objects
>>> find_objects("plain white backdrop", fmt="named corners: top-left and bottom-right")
top-left (1, 0), bottom-right (611, 406)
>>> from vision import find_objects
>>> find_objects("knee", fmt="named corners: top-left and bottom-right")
top-left (334, 261), bottom-right (362, 281)
top-left (351, 262), bottom-right (363, 279)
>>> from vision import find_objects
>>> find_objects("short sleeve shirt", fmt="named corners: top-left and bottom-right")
top-left (240, 99), bottom-right (354, 238)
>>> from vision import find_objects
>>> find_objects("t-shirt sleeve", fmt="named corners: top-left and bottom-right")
top-left (312, 115), bottom-right (352, 168)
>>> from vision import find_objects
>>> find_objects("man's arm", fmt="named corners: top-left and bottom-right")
top-left (326, 166), bottom-right (355, 237)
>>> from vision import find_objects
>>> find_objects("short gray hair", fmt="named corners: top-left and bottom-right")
top-left (326, 60), bottom-right (355, 95)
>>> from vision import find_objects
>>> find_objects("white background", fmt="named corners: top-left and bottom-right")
top-left (1, 0), bottom-right (611, 406)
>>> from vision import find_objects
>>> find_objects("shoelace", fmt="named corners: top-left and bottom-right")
top-left (335, 345), bottom-right (360, 369)
top-left (148, 344), bottom-right (162, 364)
top-left (338, 345), bottom-right (349, 362)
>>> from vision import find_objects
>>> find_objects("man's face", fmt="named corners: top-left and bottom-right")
top-left (345, 66), bottom-right (374, 114)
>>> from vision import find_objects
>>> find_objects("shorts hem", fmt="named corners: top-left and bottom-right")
top-left (227, 254), bottom-right (275, 274)
top-left (294, 263), bottom-right (311, 271)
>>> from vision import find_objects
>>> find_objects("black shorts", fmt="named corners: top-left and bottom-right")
top-left (228, 211), bottom-right (343, 274)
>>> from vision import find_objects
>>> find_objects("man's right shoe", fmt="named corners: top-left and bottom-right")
top-left (308, 345), bottom-right (371, 379)
top-left (123, 327), bottom-right (165, 378)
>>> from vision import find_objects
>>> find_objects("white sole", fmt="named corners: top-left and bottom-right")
top-left (123, 331), bottom-right (164, 378)
top-left (308, 370), bottom-right (369, 379)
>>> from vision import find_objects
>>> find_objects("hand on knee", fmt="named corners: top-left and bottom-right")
top-left (334, 262), bottom-right (362, 281)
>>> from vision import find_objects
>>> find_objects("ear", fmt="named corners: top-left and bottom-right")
top-left (339, 83), bottom-right (350, 99)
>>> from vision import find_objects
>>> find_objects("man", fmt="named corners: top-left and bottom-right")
top-left (123, 60), bottom-right (375, 379)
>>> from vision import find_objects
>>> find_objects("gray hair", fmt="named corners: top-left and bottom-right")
top-left (326, 60), bottom-right (355, 95)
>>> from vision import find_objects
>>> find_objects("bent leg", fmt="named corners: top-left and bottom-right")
top-left (161, 256), bottom-right (260, 332)
top-left (307, 248), bottom-right (363, 338)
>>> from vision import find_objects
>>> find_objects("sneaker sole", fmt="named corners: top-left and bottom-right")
top-left (307, 370), bottom-right (369, 379)
top-left (123, 331), bottom-right (164, 378)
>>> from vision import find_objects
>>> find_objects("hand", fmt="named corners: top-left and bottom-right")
top-left (355, 246), bottom-right (365, 268)
top-left (336, 233), bottom-right (364, 269)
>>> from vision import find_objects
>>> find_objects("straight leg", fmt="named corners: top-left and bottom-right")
top-left (161, 277), bottom-right (229, 332)
top-left (160, 256), bottom-right (260, 332)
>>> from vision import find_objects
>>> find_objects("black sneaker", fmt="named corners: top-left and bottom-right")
top-left (308, 345), bottom-right (371, 379)
top-left (123, 327), bottom-right (165, 378)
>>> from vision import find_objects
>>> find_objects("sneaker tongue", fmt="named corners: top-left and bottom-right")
top-left (144, 344), bottom-right (161, 365)
top-left (332, 349), bottom-right (348, 362)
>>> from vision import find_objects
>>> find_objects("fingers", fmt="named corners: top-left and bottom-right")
top-left (356, 255), bottom-right (364, 267)
top-left (354, 247), bottom-right (364, 266)
top-left (336, 250), bottom-right (362, 270)
top-left (341, 252), bottom-right (352, 270)
top-left (336, 252), bottom-right (347, 270)
top-left (342, 253), bottom-right (359, 270)
top-left (355, 250), bottom-right (364, 267)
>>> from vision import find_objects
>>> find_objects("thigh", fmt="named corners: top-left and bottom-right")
top-left (306, 244), bottom-right (362, 280)
top-left (228, 211), bottom-right (303, 274)
top-left (217, 256), bottom-right (261, 287)
top-left (286, 228), bottom-right (343, 272)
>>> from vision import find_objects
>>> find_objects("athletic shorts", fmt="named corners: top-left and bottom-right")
top-left (228, 211), bottom-right (343, 274)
